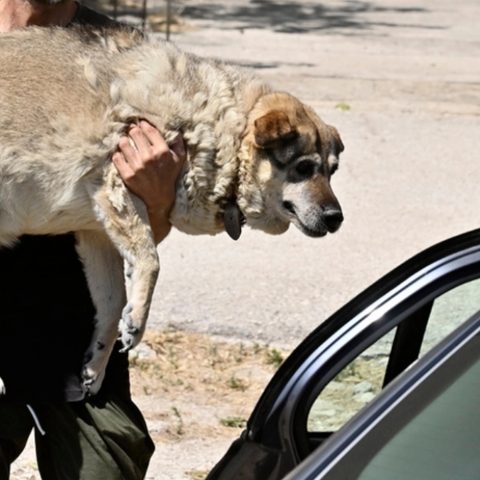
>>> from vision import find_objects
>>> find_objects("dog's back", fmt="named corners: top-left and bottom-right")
top-left (0, 27), bottom-right (146, 242)
top-left (2, 28), bottom-right (116, 137)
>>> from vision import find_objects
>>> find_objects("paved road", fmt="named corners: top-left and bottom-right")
top-left (146, 0), bottom-right (480, 348)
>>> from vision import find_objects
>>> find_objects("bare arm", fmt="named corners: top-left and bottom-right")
top-left (112, 120), bottom-right (186, 244)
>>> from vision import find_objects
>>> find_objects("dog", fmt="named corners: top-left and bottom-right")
top-left (0, 26), bottom-right (344, 395)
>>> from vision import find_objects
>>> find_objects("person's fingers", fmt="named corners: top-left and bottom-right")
top-left (137, 120), bottom-right (169, 150)
top-left (127, 121), bottom-right (174, 166)
top-left (112, 151), bottom-right (134, 180)
top-left (169, 132), bottom-right (186, 163)
top-left (126, 125), bottom-right (152, 161)
top-left (117, 133), bottom-right (140, 161)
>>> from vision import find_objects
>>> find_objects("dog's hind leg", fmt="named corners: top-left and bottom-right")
top-left (91, 173), bottom-right (160, 353)
top-left (75, 230), bottom-right (126, 395)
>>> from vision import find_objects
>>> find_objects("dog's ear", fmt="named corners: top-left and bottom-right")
top-left (254, 111), bottom-right (297, 148)
top-left (327, 125), bottom-right (344, 175)
top-left (328, 125), bottom-right (344, 155)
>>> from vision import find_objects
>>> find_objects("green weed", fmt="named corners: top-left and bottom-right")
top-left (220, 416), bottom-right (247, 428)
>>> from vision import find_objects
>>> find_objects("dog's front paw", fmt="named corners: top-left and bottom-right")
top-left (119, 303), bottom-right (144, 352)
top-left (0, 377), bottom-right (5, 395)
top-left (81, 364), bottom-right (106, 396)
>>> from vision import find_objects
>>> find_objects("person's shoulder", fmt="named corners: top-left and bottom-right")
top-left (70, 2), bottom-right (126, 29)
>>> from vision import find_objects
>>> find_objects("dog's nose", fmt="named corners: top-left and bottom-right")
top-left (324, 208), bottom-right (343, 233)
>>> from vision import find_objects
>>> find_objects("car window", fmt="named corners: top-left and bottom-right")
top-left (307, 329), bottom-right (396, 432)
top-left (320, 319), bottom-right (480, 480)
top-left (307, 277), bottom-right (480, 434)
top-left (421, 278), bottom-right (480, 355)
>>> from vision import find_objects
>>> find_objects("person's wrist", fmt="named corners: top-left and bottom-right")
top-left (146, 202), bottom-right (173, 219)
top-left (145, 201), bottom-right (174, 242)
top-left (144, 188), bottom-right (176, 217)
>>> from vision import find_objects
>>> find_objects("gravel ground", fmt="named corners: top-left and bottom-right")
top-left (10, 1), bottom-right (480, 478)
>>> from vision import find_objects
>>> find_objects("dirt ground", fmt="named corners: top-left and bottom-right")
top-left (131, 331), bottom-right (287, 480)
top-left (10, 0), bottom-right (480, 478)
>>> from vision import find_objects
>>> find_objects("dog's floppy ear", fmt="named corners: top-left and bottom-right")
top-left (327, 125), bottom-right (344, 175)
top-left (254, 111), bottom-right (297, 148)
top-left (328, 125), bottom-right (344, 156)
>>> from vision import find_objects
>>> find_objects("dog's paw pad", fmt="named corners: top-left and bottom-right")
top-left (82, 366), bottom-right (95, 385)
top-left (81, 366), bottom-right (104, 396)
top-left (119, 303), bottom-right (144, 351)
top-left (120, 330), bottom-right (141, 352)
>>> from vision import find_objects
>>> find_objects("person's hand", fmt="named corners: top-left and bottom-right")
top-left (112, 120), bottom-right (186, 244)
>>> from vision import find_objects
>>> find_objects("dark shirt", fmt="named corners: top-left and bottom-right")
top-left (71, 2), bottom-right (120, 28)
top-left (0, 4), bottom-right (130, 403)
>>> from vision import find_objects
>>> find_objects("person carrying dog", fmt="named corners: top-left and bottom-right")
top-left (0, 1), bottom-right (185, 478)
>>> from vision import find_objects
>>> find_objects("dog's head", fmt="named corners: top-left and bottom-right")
top-left (238, 92), bottom-right (344, 238)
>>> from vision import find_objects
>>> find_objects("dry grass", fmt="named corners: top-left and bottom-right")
top-left (130, 329), bottom-right (290, 449)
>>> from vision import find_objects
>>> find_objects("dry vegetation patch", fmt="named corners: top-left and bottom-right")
top-left (130, 330), bottom-right (290, 447)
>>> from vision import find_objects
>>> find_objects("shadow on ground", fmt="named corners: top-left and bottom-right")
top-left (81, 0), bottom-right (445, 36)
top-left (181, 1), bottom-right (438, 34)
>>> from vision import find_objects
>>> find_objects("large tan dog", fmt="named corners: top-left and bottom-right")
top-left (0, 26), bottom-right (344, 394)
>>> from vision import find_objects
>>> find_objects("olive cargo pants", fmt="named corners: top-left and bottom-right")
top-left (0, 393), bottom-right (154, 480)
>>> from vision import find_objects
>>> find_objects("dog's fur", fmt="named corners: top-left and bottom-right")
top-left (0, 26), bottom-right (344, 394)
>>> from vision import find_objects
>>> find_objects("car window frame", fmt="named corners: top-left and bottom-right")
top-left (290, 246), bottom-right (480, 458)
top-left (283, 304), bottom-right (480, 480)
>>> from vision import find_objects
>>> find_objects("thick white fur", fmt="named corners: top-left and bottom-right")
top-left (0, 26), bottom-right (343, 394)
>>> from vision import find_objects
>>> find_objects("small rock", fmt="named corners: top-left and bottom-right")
top-left (354, 392), bottom-right (376, 404)
top-left (353, 381), bottom-right (374, 395)
top-left (129, 342), bottom-right (156, 361)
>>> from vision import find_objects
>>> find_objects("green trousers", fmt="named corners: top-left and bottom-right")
top-left (0, 393), bottom-right (155, 480)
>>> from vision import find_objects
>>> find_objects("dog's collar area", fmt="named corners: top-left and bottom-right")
top-left (224, 200), bottom-right (245, 241)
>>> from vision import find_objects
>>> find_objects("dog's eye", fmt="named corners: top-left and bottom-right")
top-left (295, 160), bottom-right (315, 178)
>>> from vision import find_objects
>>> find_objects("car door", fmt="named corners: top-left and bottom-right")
top-left (206, 228), bottom-right (480, 480)
top-left (285, 304), bottom-right (480, 480)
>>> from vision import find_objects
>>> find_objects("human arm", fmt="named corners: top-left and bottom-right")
top-left (112, 121), bottom-right (186, 244)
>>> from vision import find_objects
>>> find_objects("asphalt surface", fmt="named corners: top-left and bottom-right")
top-left (145, 0), bottom-right (480, 348)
